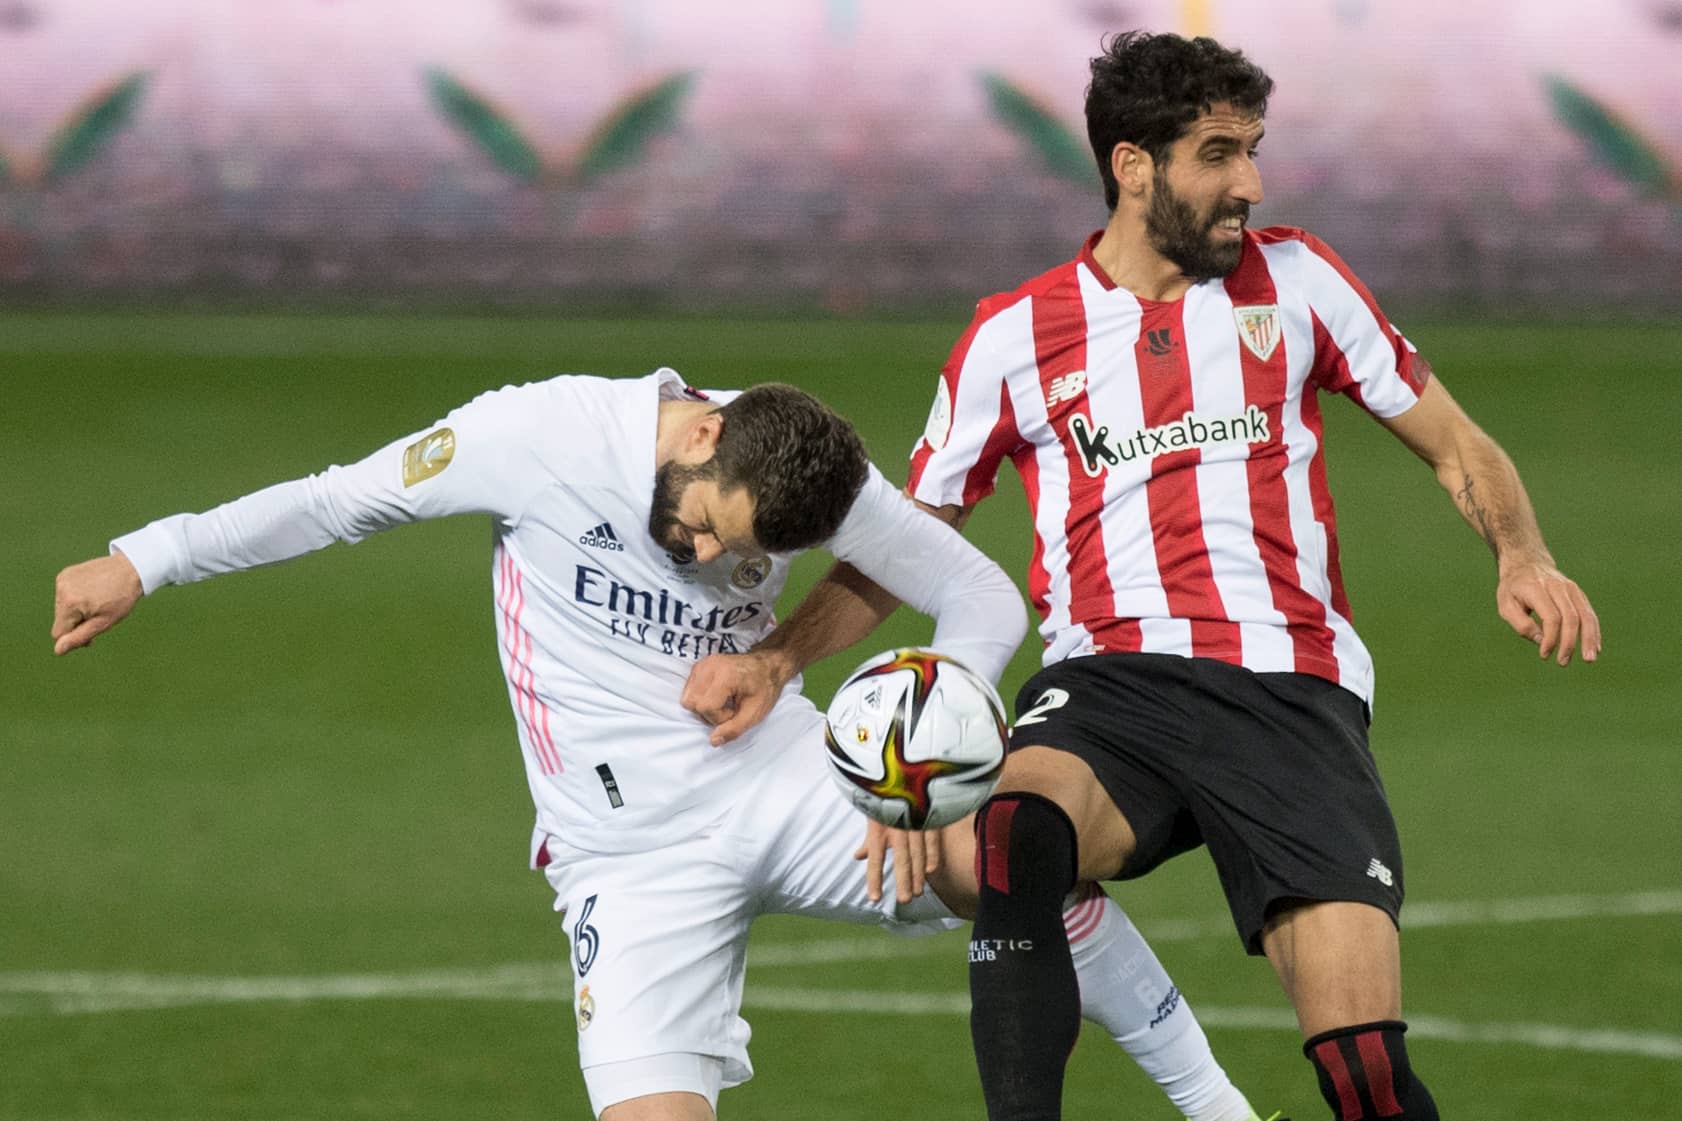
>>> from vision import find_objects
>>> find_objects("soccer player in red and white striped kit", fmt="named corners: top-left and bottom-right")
top-left (684, 30), bottom-right (1601, 1121)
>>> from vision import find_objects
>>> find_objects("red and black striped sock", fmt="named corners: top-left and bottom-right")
top-left (1304, 1020), bottom-right (1439, 1120)
top-left (968, 792), bottom-right (1080, 1121)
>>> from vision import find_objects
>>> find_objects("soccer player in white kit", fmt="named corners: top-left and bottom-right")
top-left (53, 369), bottom-right (1262, 1121)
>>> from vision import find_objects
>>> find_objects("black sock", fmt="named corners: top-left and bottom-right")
top-left (968, 792), bottom-right (1080, 1121)
top-left (1304, 1020), bottom-right (1439, 1120)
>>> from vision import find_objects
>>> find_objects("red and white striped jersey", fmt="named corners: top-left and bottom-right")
top-left (907, 228), bottom-right (1430, 705)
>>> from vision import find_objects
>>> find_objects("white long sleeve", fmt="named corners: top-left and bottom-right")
top-left (827, 468), bottom-right (1026, 684)
top-left (110, 380), bottom-right (559, 594)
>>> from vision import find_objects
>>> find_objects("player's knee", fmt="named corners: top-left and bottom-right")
top-left (1304, 1020), bottom-right (1438, 1121)
top-left (972, 791), bottom-right (1078, 902)
top-left (598, 1091), bottom-right (715, 1121)
top-left (994, 745), bottom-right (1137, 878)
top-left (586, 1054), bottom-right (723, 1120)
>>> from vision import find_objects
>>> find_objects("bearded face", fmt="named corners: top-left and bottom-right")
top-left (1144, 162), bottom-right (1250, 280)
top-left (648, 460), bottom-right (711, 562)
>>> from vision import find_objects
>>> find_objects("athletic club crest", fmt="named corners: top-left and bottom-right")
top-left (1233, 304), bottom-right (1281, 361)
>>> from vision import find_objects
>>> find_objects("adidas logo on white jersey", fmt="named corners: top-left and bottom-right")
top-left (579, 522), bottom-right (625, 551)
top-left (1365, 858), bottom-right (1394, 887)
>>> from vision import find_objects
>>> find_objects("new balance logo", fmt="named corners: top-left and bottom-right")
top-left (579, 522), bottom-right (625, 551)
top-left (1045, 370), bottom-right (1087, 408)
top-left (1366, 858), bottom-right (1394, 887)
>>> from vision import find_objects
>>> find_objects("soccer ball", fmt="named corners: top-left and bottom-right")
top-left (823, 648), bottom-right (1009, 830)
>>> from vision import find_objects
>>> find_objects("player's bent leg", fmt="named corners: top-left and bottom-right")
top-left (970, 790), bottom-right (1078, 1120)
top-left (542, 837), bottom-right (755, 1118)
top-left (967, 748), bottom-right (1143, 1120)
top-left (1067, 884), bottom-right (1260, 1121)
top-left (598, 1093), bottom-right (712, 1121)
top-left (1260, 900), bottom-right (1401, 1038)
top-left (750, 731), bottom-right (960, 932)
top-left (934, 829), bottom-right (1259, 1121)
top-left (595, 1077), bottom-right (713, 1117)
top-left (1262, 900), bottom-right (1438, 1120)
top-left (1301, 1022), bottom-right (1438, 1121)
top-left (995, 746), bottom-right (1139, 880)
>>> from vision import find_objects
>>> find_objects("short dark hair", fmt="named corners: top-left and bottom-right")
top-left (708, 383), bottom-right (868, 553)
top-left (1086, 31), bottom-right (1274, 209)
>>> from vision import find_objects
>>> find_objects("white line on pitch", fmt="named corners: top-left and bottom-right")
top-left (747, 887), bottom-right (1682, 966)
top-left (1403, 889), bottom-right (1682, 928)
top-left (1, 887), bottom-right (1677, 1051)
top-left (2, 888), bottom-right (1676, 1000)
top-left (0, 964), bottom-right (565, 1015)
top-left (1, 973), bottom-right (1676, 1063)
top-left (741, 990), bottom-right (1682, 1062)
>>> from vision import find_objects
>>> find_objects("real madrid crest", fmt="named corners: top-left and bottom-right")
top-left (731, 555), bottom-right (771, 589)
top-left (577, 984), bottom-right (596, 1031)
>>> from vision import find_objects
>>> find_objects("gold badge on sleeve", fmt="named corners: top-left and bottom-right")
top-left (401, 427), bottom-right (456, 487)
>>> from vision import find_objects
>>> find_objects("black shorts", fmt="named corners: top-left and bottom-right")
top-left (1009, 652), bottom-right (1403, 954)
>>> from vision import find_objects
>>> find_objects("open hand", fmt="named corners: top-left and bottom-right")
top-left (853, 818), bottom-right (945, 904)
top-left (1495, 558), bottom-right (1600, 666)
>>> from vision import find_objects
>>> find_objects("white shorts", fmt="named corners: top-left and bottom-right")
top-left (540, 715), bottom-right (957, 1116)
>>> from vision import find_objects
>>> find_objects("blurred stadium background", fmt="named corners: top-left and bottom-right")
top-left (4, 1), bottom-right (1679, 1118)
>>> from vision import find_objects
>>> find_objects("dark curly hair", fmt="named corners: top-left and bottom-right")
top-left (706, 383), bottom-right (868, 553)
top-left (1086, 31), bottom-right (1274, 210)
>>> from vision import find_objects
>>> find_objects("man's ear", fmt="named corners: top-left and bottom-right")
top-left (1112, 142), bottom-right (1152, 200)
top-left (686, 411), bottom-right (725, 461)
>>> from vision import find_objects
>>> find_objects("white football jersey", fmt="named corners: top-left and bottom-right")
top-left (113, 369), bottom-right (1025, 856)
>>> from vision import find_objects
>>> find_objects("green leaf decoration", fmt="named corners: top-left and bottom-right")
top-left (425, 66), bottom-right (544, 183)
top-left (1543, 73), bottom-right (1677, 198)
top-left (43, 70), bottom-right (150, 185)
top-left (980, 71), bottom-right (1092, 185)
top-left (575, 71), bottom-right (695, 185)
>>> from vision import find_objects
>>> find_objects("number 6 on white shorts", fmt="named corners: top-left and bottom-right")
top-left (572, 893), bottom-right (601, 977)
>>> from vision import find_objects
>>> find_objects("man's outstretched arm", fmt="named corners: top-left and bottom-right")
top-left (1379, 375), bottom-right (1600, 665)
top-left (49, 380), bottom-right (555, 659)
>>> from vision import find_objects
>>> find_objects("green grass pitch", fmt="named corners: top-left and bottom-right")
top-left (3, 312), bottom-right (1678, 1118)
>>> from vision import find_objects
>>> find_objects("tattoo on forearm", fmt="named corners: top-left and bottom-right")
top-left (1456, 473), bottom-right (1490, 539)
top-left (1456, 472), bottom-right (1516, 557)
